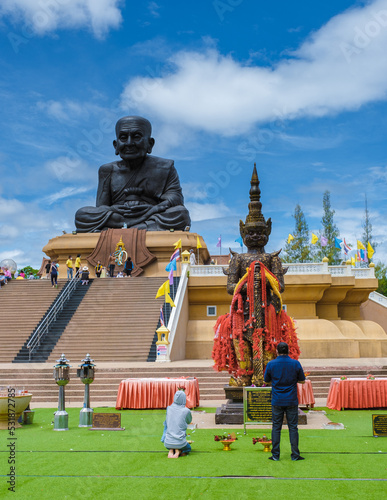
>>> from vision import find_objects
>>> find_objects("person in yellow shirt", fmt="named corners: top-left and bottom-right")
top-left (75, 254), bottom-right (81, 276)
top-left (95, 260), bottom-right (103, 278)
top-left (66, 255), bottom-right (73, 280)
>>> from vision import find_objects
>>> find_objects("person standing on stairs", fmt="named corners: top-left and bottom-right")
top-left (124, 256), bottom-right (133, 277)
top-left (50, 261), bottom-right (59, 288)
top-left (95, 260), bottom-right (103, 278)
top-left (81, 266), bottom-right (90, 285)
top-left (108, 253), bottom-right (115, 278)
top-left (66, 255), bottom-right (73, 280)
top-left (45, 260), bottom-right (51, 279)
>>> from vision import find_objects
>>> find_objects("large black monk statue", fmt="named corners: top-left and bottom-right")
top-left (75, 116), bottom-right (191, 232)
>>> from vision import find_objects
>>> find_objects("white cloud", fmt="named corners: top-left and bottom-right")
top-left (148, 2), bottom-right (161, 18)
top-left (0, 0), bottom-right (123, 38)
top-left (280, 133), bottom-right (343, 150)
top-left (44, 156), bottom-right (97, 184)
top-left (0, 249), bottom-right (24, 262)
top-left (36, 99), bottom-right (112, 123)
top-left (370, 164), bottom-right (387, 183)
top-left (181, 182), bottom-right (209, 201)
top-left (0, 194), bottom-right (80, 268)
top-left (42, 186), bottom-right (90, 205)
top-left (121, 0), bottom-right (387, 135)
top-left (37, 100), bottom-right (85, 122)
top-left (0, 197), bottom-right (25, 216)
top-left (186, 202), bottom-right (231, 222)
top-left (0, 225), bottom-right (20, 239)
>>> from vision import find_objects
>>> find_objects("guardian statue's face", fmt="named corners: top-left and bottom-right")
top-left (243, 227), bottom-right (268, 249)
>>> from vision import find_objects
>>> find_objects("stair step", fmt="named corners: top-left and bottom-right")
top-left (1, 364), bottom-right (381, 405)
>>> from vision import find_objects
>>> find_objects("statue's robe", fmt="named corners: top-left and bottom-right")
top-left (75, 155), bottom-right (190, 232)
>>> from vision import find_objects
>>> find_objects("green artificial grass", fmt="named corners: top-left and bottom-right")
top-left (1, 407), bottom-right (386, 499)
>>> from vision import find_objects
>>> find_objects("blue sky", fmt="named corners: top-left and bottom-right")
top-left (1, 0), bottom-right (387, 269)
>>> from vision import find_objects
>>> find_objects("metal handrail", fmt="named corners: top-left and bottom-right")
top-left (27, 274), bottom-right (81, 360)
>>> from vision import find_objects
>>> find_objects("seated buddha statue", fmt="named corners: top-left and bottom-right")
top-left (75, 116), bottom-right (191, 232)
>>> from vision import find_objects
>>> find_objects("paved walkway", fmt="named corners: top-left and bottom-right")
top-left (191, 408), bottom-right (330, 430)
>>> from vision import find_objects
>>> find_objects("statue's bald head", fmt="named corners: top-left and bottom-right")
top-left (113, 115), bottom-right (155, 163)
top-left (115, 116), bottom-right (152, 137)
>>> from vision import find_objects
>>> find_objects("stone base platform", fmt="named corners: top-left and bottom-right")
top-left (215, 386), bottom-right (307, 425)
top-left (42, 230), bottom-right (210, 279)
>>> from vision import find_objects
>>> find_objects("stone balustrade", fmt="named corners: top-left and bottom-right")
top-left (189, 262), bottom-right (375, 278)
top-left (369, 291), bottom-right (387, 308)
top-left (189, 265), bottom-right (226, 276)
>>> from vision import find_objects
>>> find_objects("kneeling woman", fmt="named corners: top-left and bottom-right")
top-left (161, 390), bottom-right (192, 458)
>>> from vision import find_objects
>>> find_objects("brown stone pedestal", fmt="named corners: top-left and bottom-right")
top-left (215, 386), bottom-right (307, 425)
top-left (42, 231), bottom-right (210, 279)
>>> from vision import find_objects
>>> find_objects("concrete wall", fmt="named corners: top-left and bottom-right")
top-left (185, 275), bottom-right (230, 359)
top-left (42, 232), bottom-right (387, 359)
top-left (185, 272), bottom-right (387, 359)
top-left (361, 299), bottom-right (387, 334)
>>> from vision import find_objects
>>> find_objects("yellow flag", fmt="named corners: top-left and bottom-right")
top-left (287, 234), bottom-right (294, 244)
top-left (357, 240), bottom-right (365, 250)
top-left (165, 293), bottom-right (176, 308)
top-left (155, 280), bottom-right (169, 299)
top-left (155, 280), bottom-right (175, 306)
top-left (351, 256), bottom-right (355, 266)
top-left (196, 236), bottom-right (202, 249)
top-left (311, 233), bottom-right (318, 244)
top-left (173, 239), bottom-right (182, 249)
top-left (367, 241), bottom-right (375, 259)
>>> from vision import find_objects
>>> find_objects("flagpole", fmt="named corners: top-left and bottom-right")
top-left (176, 252), bottom-right (179, 279)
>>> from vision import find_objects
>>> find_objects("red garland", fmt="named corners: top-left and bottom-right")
top-left (212, 260), bottom-right (301, 376)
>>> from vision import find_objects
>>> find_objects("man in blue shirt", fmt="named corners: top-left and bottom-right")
top-left (264, 342), bottom-right (306, 461)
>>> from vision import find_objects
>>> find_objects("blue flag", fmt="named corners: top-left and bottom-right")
top-left (235, 236), bottom-right (243, 248)
top-left (334, 237), bottom-right (342, 249)
top-left (165, 258), bottom-right (177, 272)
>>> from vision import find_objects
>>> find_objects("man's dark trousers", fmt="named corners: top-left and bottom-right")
top-left (271, 405), bottom-right (300, 460)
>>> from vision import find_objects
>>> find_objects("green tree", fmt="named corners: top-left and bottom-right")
top-left (375, 262), bottom-right (387, 297)
top-left (19, 266), bottom-right (39, 278)
top-left (315, 191), bottom-right (341, 264)
top-left (282, 204), bottom-right (312, 263)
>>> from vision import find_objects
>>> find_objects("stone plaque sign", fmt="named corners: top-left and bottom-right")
top-left (90, 413), bottom-right (124, 430)
top-left (243, 387), bottom-right (272, 432)
top-left (372, 414), bottom-right (387, 437)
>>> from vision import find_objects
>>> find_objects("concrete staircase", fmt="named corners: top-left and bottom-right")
top-left (0, 365), bottom-right (231, 406)
top-left (1, 279), bottom-right (386, 407)
top-left (0, 280), bottom-right (66, 362)
top-left (0, 277), bottom-right (166, 364)
top-left (45, 277), bottom-right (165, 362)
top-left (1, 365), bottom-right (386, 407)
top-left (14, 280), bottom-right (92, 362)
